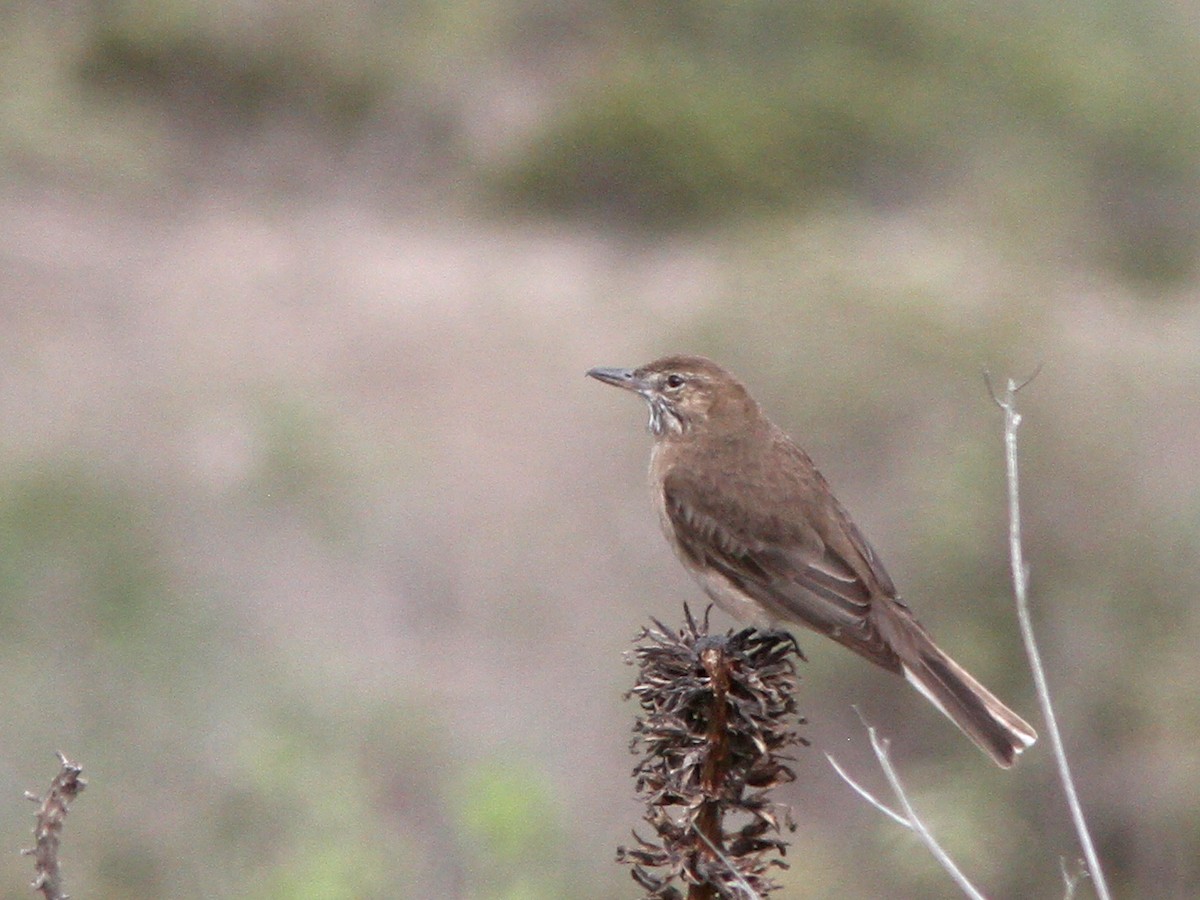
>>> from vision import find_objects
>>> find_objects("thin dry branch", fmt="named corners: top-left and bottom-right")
top-left (827, 716), bottom-right (986, 900)
top-left (23, 752), bottom-right (86, 900)
top-left (987, 370), bottom-right (1111, 900)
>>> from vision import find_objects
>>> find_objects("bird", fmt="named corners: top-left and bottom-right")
top-left (587, 354), bottom-right (1037, 767)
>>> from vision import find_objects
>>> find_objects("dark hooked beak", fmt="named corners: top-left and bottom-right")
top-left (586, 366), bottom-right (649, 393)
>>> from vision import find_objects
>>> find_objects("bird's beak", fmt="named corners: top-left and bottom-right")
top-left (586, 366), bottom-right (649, 394)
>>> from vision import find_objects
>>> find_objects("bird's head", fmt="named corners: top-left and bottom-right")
top-left (587, 355), bottom-right (756, 438)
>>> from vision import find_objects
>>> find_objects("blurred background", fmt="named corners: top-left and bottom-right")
top-left (2, 1), bottom-right (1199, 897)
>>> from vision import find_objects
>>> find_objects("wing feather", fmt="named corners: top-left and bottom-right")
top-left (662, 468), bottom-right (898, 669)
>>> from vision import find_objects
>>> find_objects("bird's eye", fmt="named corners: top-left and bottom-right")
top-left (665, 374), bottom-right (685, 389)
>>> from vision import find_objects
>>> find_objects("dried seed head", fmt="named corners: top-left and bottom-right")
top-left (617, 608), bottom-right (807, 897)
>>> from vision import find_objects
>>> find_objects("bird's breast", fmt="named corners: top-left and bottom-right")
top-left (648, 440), bottom-right (673, 536)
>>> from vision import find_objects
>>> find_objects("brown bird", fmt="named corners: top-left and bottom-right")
top-left (588, 354), bottom-right (1037, 767)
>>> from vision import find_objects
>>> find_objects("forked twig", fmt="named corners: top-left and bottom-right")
top-left (824, 752), bottom-right (909, 829)
top-left (828, 715), bottom-right (986, 900)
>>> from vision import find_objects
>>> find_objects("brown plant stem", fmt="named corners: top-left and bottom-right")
top-left (23, 752), bottom-right (86, 900)
top-left (692, 645), bottom-right (732, 900)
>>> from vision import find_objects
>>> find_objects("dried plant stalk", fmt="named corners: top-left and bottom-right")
top-left (618, 608), bottom-right (806, 898)
top-left (24, 752), bottom-right (86, 900)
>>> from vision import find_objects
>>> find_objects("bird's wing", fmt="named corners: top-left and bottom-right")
top-left (662, 468), bottom-right (898, 669)
top-left (822, 491), bottom-right (899, 598)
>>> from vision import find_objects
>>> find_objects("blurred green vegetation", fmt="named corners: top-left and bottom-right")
top-left (245, 393), bottom-right (363, 544)
top-left (0, 0), bottom-right (428, 184)
top-left (0, 465), bottom-right (165, 641)
top-left (4, 0), bottom-right (1199, 282)
top-left (453, 760), bottom-right (568, 899)
top-left (2, 1), bottom-right (1199, 897)
top-left (0, 444), bottom-right (616, 897)
top-left (493, 0), bottom-right (1200, 284)
top-left (74, 1), bottom-right (395, 129)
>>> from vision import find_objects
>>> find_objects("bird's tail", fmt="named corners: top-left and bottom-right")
top-left (901, 637), bottom-right (1038, 768)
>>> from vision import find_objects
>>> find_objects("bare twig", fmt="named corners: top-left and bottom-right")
top-left (988, 370), bottom-right (1111, 900)
top-left (823, 753), bottom-right (909, 829)
top-left (23, 752), bottom-right (86, 900)
top-left (828, 717), bottom-right (986, 900)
